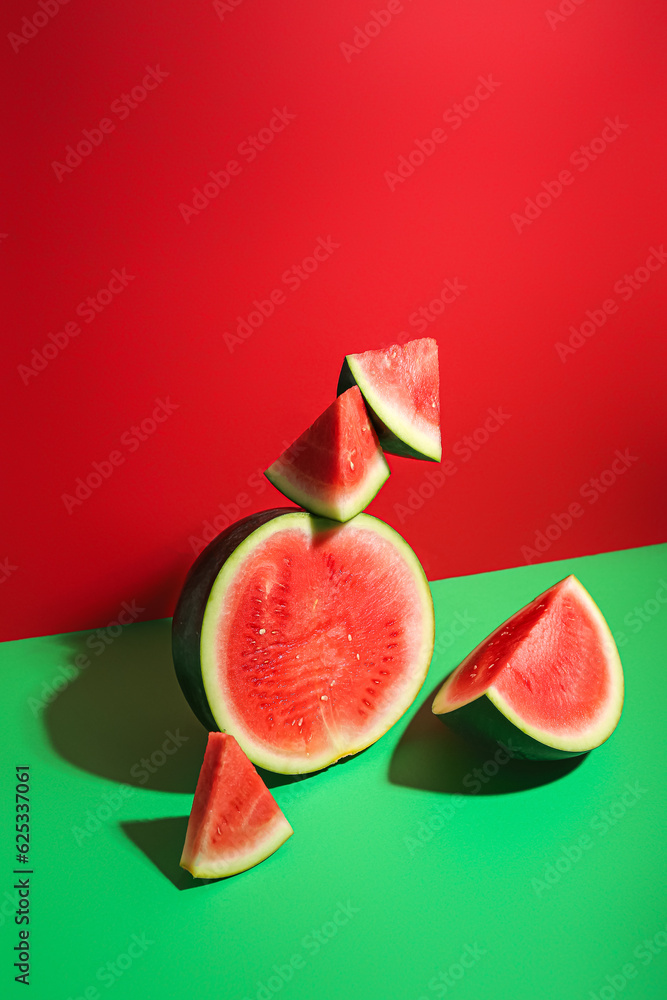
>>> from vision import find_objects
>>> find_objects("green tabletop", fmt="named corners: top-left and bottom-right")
top-left (2, 543), bottom-right (666, 1000)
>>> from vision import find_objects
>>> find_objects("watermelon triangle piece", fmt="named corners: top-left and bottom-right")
top-left (180, 732), bottom-right (293, 878)
top-left (432, 576), bottom-right (624, 759)
top-left (264, 386), bottom-right (390, 522)
top-left (337, 337), bottom-right (441, 462)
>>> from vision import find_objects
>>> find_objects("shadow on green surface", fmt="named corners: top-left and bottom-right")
top-left (121, 818), bottom-right (225, 891)
top-left (389, 684), bottom-right (587, 795)
top-left (44, 619), bottom-right (208, 793)
top-left (257, 742), bottom-right (372, 790)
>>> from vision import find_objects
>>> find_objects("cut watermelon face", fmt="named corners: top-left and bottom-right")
top-left (432, 576), bottom-right (624, 759)
top-left (337, 337), bottom-right (441, 463)
top-left (264, 386), bottom-right (390, 522)
top-left (180, 732), bottom-right (292, 878)
top-left (173, 510), bottom-right (435, 774)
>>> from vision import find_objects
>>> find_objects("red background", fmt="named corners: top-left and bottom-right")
top-left (2, 0), bottom-right (665, 641)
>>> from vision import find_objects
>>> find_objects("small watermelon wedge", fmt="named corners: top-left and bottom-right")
top-left (337, 338), bottom-right (441, 462)
top-left (264, 386), bottom-right (390, 521)
top-left (180, 732), bottom-right (293, 878)
top-left (432, 576), bottom-right (624, 760)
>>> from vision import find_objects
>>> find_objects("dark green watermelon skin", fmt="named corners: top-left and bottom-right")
top-left (172, 508), bottom-right (295, 732)
top-left (436, 694), bottom-right (587, 761)
top-left (337, 359), bottom-right (428, 462)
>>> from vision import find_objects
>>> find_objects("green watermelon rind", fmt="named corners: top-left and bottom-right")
top-left (338, 356), bottom-right (442, 463)
top-left (172, 510), bottom-right (291, 734)
top-left (432, 576), bottom-right (624, 760)
top-left (264, 445), bottom-right (390, 522)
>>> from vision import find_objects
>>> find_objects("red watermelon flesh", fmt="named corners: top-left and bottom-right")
top-left (432, 576), bottom-right (624, 756)
top-left (180, 732), bottom-right (292, 878)
top-left (193, 511), bottom-right (435, 774)
top-left (338, 338), bottom-right (441, 462)
top-left (264, 386), bottom-right (390, 521)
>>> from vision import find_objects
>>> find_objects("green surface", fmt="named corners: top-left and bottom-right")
top-left (2, 543), bottom-right (667, 1000)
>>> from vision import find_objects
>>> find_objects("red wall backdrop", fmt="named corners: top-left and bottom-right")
top-left (2, 0), bottom-right (665, 641)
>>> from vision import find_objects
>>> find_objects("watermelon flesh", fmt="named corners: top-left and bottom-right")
top-left (264, 386), bottom-right (390, 521)
top-left (337, 338), bottom-right (441, 462)
top-left (180, 732), bottom-right (292, 878)
top-left (173, 510), bottom-right (435, 774)
top-left (432, 576), bottom-right (624, 759)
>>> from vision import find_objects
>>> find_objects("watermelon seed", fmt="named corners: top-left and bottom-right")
top-left (259, 628), bottom-right (266, 634)
top-left (348, 634), bottom-right (352, 641)
top-left (298, 718), bottom-right (303, 726)
top-left (356, 653), bottom-right (360, 660)
top-left (350, 461), bottom-right (355, 469)
top-left (320, 695), bottom-right (328, 701)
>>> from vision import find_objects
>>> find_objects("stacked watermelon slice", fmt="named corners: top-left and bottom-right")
top-left (265, 337), bottom-right (441, 520)
top-left (174, 335), bottom-right (624, 880)
top-left (177, 337), bottom-right (442, 878)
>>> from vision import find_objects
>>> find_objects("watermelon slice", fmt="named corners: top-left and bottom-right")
top-left (337, 338), bottom-right (441, 462)
top-left (432, 576), bottom-right (624, 759)
top-left (180, 732), bottom-right (292, 878)
top-left (173, 509), bottom-right (435, 774)
top-left (264, 386), bottom-right (390, 521)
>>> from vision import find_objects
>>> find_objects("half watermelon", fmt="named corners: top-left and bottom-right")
top-left (264, 386), bottom-right (389, 521)
top-left (180, 732), bottom-right (292, 878)
top-left (337, 337), bottom-right (441, 462)
top-left (432, 576), bottom-right (624, 759)
top-left (173, 509), bottom-right (435, 773)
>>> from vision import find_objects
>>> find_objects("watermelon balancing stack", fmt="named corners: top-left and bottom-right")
top-left (173, 337), bottom-right (624, 878)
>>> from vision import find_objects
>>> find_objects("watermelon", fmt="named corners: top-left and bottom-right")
top-left (337, 337), bottom-right (441, 462)
top-left (431, 576), bottom-right (624, 759)
top-left (264, 386), bottom-right (390, 521)
top-left (172, 509), bottom-right (435, 774)
top-left (180, 732), bottom-right (292, 878)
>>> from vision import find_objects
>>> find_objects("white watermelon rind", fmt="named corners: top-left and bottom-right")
top-left (265, 446), bottom-right (390, 522)
top-left (180, 811), bottom-right (293, 879)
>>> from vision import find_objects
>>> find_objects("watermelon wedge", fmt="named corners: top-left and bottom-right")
top-left (264, 386), bottom-right (390, 521)
top-left (337, 338), bottom-right (441, 462)
top-left (432, 576), bottom-right (624, 759)
top-left (180, 732), bottom-right (293, 878)
top-left (173, 509), bottom-right (435, 774)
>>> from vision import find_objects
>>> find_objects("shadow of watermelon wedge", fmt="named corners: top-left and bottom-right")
top-left (389, 683), bottom-right (587, 796)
